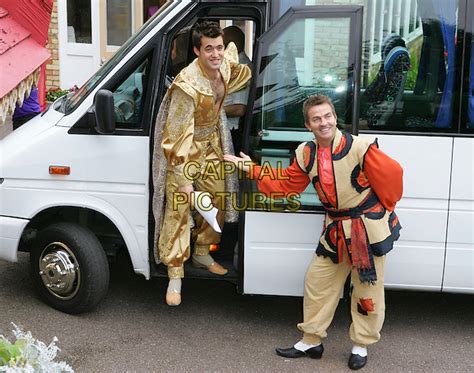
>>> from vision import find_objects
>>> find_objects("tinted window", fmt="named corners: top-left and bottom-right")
top-left (272, 0), bottom-right (460, 132)
top-left (111, 54), bottom-right (152, 129)
top-left (308, 0), bottom-right (460, 132)
top-left (247, 11), bottom-right (359, 209)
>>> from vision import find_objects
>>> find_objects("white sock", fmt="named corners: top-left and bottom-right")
top-left (352, 345), bottom-right (367, 357)
top-left (294, 340), bottom-right (321, 352)
top-left (167, 278), bottom-right (181, 294)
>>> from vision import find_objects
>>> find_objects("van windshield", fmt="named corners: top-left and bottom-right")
top-left (62, 1), bottom-right (175, 115)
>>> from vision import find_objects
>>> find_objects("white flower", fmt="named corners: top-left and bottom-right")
top-left (0, 323), bottom-right (73, 373)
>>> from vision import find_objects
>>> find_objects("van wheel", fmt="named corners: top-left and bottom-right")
top-left (30, 223), bottom-right (109, 314)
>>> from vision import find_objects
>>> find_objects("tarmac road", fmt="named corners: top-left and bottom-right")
top-left (0, 252), bottom-right (473, 372)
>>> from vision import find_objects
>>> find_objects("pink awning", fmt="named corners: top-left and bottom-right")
top-left (0, 0), bottom-right (52, 123)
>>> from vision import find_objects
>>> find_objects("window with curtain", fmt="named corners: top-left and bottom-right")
top-left (107, 0), bottom-right (133, 46)
top-left (67, 0), bottom-right (92, 43)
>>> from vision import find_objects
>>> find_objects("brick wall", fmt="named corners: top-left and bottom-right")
top-left (311, 0), bottom-right (367, 85)
top-left (45, 0), bottom-right (60, 90)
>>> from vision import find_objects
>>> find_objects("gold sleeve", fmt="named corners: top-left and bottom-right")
top-left (161, 87), bottom-right (195, 187)
top-left (225, 42), bottom-right (252, 94)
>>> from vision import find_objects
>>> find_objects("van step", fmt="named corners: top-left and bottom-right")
top-left (151, 259), bottom-right (238, 283)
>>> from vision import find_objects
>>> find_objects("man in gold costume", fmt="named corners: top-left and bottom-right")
top-left (152, 21), bottom-right (251, 306)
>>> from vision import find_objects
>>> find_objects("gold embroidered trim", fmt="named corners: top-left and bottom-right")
top-left (194, 125), bottom-right (217, 140)
top-left (194, 244), bottom-right (210, 256)
top-left (168, 266), bottom-right (184, 279)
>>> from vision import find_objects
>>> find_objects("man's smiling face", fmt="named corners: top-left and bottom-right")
top-left (194, 36), bottom-right (225, 73)
top-left (305, 103), bottom-right (337, 147)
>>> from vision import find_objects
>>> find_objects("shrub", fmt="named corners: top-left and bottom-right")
top-left (46, 86), bottom-right (78, 102)
top-left (0, 323), bottom-right (73, 372)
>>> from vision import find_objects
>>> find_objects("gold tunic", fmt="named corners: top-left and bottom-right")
top-left (153, 43), bottom-right (251, 278)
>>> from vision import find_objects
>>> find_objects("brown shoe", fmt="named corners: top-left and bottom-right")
top-left (166, 291), bottom-right (181, 306)
top-left (207, 261), bottom-right (228, 275)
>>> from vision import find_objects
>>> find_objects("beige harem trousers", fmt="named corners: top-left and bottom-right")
top-left (298, 252), bottom-right (386, 347)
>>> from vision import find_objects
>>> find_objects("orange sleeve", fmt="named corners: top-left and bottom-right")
top-left (364, 144), bottom-right (403, 211)
top-left (251, 159), bottom-right (310, 196)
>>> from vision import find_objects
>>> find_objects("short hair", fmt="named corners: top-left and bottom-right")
top-left (192, 21), bottom-right (224, 49)
top-left (223, 25), bottom-right (245, 52)
top-left (302, 95), bottom-right (337, 123)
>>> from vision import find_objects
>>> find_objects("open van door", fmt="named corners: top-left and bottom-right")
top-left (241, 6), bottom-right (363, 296)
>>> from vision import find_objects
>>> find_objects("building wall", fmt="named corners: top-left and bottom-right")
top-left (46, 0), bottom-right (60, 90)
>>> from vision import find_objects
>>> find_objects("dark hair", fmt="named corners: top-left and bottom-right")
top-left (302, 95), bottom-right (336, 123)
top-left (223, 25), bottom-right (245, 52)
top-left (192, 21), bottom-right (224, 49)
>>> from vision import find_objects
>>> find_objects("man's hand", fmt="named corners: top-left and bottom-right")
top-left (223, 152), bottom-right (253, 173)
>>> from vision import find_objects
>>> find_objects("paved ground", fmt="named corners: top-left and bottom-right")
top-left (0, 253), bottom-right (473, 372)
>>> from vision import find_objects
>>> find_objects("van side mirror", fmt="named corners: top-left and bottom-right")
top-left (94, 89), bottom-right (116, 134)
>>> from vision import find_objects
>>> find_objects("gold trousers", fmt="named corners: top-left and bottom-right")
top-left (297, 253), bottom-right (386, 347)
top-left (158, 145), bottom-right (225, 279)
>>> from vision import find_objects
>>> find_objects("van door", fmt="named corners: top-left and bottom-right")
top-left (444, 137), bottom-right (474, 293)
top-left (356, 0), bottom-right (463, 292)
top-left (241, 6), bottom-right (363, 296)
top-left (443, 0), bottom-right (474, 293)
top-left (65, 43), bottom-right (159, 278)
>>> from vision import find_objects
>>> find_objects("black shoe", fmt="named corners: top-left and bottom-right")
top-left (348, 354), bottom-right (367, 370)
top-left (275, 344), bottom-right (324, 359)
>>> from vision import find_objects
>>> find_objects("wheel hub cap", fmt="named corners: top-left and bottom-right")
top-left (39, 242), bottom-right (80, 300)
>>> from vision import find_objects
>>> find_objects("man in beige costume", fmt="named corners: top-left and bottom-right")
top-left (153, 21), bottom-right (251, 306)
top-left (225, 95), bottom-right (402, 370)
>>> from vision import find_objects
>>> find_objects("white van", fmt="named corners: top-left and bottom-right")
top-left (1, 0), bottom-right (472, 314)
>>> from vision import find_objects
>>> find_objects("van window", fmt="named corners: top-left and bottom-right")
top-left (270, 0), bottom-right (305, 25)
top-left (247, 11), bottom-right (358, 210)
top-left (165, 19), bottom-right (255, 86)
top-left (360, 0), bottom-right (459, 132)
top-left (111, 55), bottom-right (152, 129)
top-left (272, 0), bottom-right (460, 132)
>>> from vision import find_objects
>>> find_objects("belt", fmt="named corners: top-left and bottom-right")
top-left (326, 193), bottom-right (380, 220)
top-left (325, 193), bottom-right (382, 278)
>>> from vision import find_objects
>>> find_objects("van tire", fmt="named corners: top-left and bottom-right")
top-left (30, 222), bottom-right (109, 314)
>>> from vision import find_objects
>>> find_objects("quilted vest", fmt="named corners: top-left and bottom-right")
top-left (294, 129), bottom-right (401, 282)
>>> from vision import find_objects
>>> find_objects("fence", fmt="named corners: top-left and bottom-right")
top-left (366, 0), bottom-right (423, 64)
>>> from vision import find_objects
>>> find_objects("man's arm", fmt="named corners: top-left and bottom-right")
top-left (224, 78), bottom-right (250, 122)
top-left (224, 104), bottom-right (246, 118)
top-left (364, 144), bottom-right (403, 211)
top-left (224, 151), bottom-right (310, 196)
top-left (161, 87), bottom-right (195, 189)
top-left (252, 161), bottom-right (310, 196)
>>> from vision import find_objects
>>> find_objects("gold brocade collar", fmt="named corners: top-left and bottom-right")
top-left (178, 42), bottom-right (239, 96)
